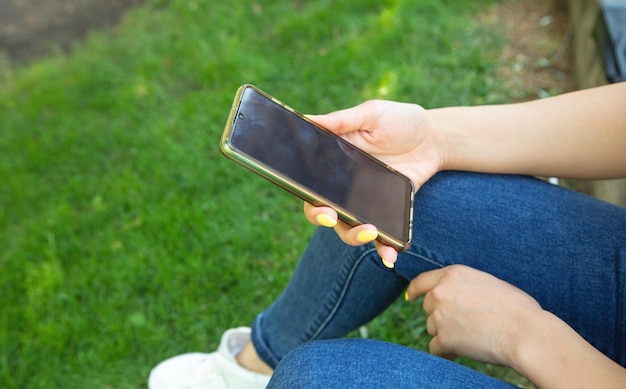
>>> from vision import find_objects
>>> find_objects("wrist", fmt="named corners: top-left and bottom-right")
top-left (425, 107), bottom-right (471, 172)
top-left (505, 309), bottom-right (621, 388)
top-left (507, 309), bottom-right (556, 373)
top-left (426, 104), bottom-right (524, 175)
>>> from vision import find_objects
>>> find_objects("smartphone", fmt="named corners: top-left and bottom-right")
top-left (220, 84), bottom-right (414, 251)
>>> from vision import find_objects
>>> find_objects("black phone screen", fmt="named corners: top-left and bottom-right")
top-left (228, 86), bottom-right (413, 244)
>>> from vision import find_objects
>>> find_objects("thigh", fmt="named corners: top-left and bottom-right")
top-left (395, 171), bottom-right (626, 365)
top-left (267, 339), bottom-right (518, 389)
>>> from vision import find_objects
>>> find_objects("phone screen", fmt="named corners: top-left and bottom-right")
top-left (222, 85), bottom-right (413, 249)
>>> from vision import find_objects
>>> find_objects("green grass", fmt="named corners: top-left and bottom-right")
top-left (0, 0), bottom-right (532, 387)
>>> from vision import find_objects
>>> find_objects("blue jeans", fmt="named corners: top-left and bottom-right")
top-left (251, 172), bottom-right (626, 387)
top-left (268, 339), bottom-right (519, 388)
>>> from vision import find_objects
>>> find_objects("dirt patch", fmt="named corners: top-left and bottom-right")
top-left (483, 0), bottom-right (576, 100)
top-left (483, 0), bottom-right (585, 197)
top-left (0, 0), bottom-right (143, 64)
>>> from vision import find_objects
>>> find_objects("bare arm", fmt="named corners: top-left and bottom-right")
top-left (306, 83), bottom-right (626, 264)
top-left (433, 82), bottom-right (626, 179)
top-left (512, 309), bottom-right (626, 389)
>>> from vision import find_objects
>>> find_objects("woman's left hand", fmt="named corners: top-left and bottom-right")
top-left (405, 265), bottom-right (543, 366)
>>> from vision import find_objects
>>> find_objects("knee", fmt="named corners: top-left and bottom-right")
top-left (266, 342), bottom-right (333, 389)
top-left (266, 339), bottom-right (416, 389)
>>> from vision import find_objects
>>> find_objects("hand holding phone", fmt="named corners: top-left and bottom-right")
top-left (220, 85), bottom-right (414, 251)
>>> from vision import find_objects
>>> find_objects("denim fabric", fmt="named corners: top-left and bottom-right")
top-left (251, 172), bottom-right (626, 383)
top-left (267, 339), bottom-right (519, 389)
top-left (251, 229), bottom-right (408, 368)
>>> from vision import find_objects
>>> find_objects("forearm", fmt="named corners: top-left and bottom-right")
top-left (430, 83), bottom-right (626, 179)
top-left (510, 310), bottom-right (626, 389)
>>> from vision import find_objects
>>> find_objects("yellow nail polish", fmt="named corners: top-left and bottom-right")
top-left (404, 290), bottom-right (410, 301)
top-left (357, 230), bottom-right (378, 243)
top-left (382, 258), bottom-right (395, 269)
top-left (316, 214), bottom-right (337, 228)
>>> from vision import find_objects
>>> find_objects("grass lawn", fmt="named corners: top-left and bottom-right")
top-left (1, 0), bottom-right (533, 387)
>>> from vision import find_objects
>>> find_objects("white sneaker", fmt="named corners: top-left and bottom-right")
top-left (148, 327), bottom-right (271, 389)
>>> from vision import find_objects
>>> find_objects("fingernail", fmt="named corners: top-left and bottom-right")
top-left (357, 230), bottom-right (378, 243)
top-left (382, 258), bottom-right (395, 269)
top-left (404, 290), bottom-right (409, 301)
top-left (316, 214), bottom-right (337, 228)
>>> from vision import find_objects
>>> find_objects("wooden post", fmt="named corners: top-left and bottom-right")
top-left (568, 0), bottom-right (626, 207)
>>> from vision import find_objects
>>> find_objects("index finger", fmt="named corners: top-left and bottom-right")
top-left (406, 267), bottom-right (446, 301)
top-left (303, 202), bottom-right (339, 227)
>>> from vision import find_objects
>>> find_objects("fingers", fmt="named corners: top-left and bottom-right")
top-left (303, 202), bottom-right (338, 227)
top-left (374, 242), bottom-right (398, 268)
top-left (303, 202), bottom-right (378, 245)
top-left (303, 201), bottom-right (397, 268)
top-left (412, 270), bottom-right (457, 360)
top-left (405, 267), bottom-right (447, 301)
top-left (332, 221), bottom-right (398, 268)
top-left (426, 314), bottom-right (437, 337)
top-left (429, 337), bottom-right (457, 360)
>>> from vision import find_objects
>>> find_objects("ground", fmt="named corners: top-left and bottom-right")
top-left (487, 0), bottom-right (576, 99)
top-left (0, 0), bottom-right (575, 100)
top-left (0, 0), bottom-right (143, 63)
top-left (0, 2), bottom-right (575, 387)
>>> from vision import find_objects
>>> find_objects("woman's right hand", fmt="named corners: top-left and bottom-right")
top-left (303, 100), bottom-right (449, 266)
top-left (308, 99), bottom-right (447, 190)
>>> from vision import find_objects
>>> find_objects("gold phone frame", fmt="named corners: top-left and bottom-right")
top-left (219, 84), bottom-right (413, 251)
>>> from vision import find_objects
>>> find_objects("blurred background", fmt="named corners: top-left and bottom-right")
top-left (1, 0), bottom-right (623, 388)
top-left (1, 0), bottom-right (143, 63)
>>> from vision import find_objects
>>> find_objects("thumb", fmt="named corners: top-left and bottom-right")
top-left (306, 105), bottom-right (368, 137)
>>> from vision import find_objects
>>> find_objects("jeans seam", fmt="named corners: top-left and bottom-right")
top-left (305, 245), bottom-right (379, 341)
top-left (400, 250), bottom-right (446, 270)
